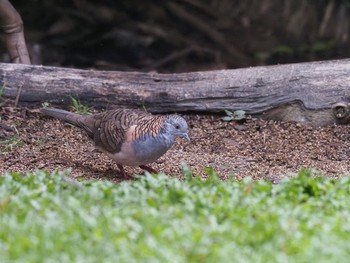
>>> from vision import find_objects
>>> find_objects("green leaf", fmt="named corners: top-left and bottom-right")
top-left (224, 110), bottom-right (233, 116)
top-left (232, 110), bottom-right (246, 120)
top-left (221, 116), bottom-right (233, 122)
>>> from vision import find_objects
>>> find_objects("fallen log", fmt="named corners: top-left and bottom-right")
top-left (1, 59), bottom-right (350, 126)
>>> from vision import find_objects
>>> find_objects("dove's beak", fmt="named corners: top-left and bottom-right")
top-left (181, 133), bottom-right (190, 142)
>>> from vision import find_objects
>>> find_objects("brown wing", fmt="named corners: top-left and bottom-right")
top-left (77, 109), bottom-right (157, 153)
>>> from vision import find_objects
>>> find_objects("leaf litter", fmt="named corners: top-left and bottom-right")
top-left (1, 106), bottom-right (350, 183)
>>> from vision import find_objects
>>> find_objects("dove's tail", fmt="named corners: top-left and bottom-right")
top-left (41, 108), bottom-right (82, 127)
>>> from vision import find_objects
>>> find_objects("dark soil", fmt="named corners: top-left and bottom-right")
top-left (1, 106), bottom-right (350, 183)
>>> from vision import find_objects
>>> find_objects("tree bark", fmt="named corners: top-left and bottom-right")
top-left (0, 0), bottom-right (30, 64)
top-left (1, 59), bottom-right (350, 126)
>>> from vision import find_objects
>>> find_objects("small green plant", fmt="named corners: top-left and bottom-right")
top-left (0, 86), bottom-right (4, 106)
top-left (69, 96), bottom-right (91, 115)
top-left (41, 101), bottom-right (50, 108)
top-left (222, 109), bottom-right (247, 122)
top-left (0, 135), bottom-right (25, 154)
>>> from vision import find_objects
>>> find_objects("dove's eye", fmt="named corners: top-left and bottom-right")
top-left (175, 125), bottom-right (180, 129)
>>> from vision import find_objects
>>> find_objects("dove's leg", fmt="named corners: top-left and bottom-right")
top-left (139, 165), bottom-right (158, 174)
top-left (117, 164), bottom-right (134, 180)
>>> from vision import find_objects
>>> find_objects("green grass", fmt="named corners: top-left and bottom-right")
top-left (1, 169), bottom-right (350, 262)
top-left (0, 86), bottom-right (4, 106)
top-left (69, 96), bottom-right (91, 115)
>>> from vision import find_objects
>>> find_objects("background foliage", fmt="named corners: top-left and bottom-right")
top-left (2, 0), bottom-right (349, 72)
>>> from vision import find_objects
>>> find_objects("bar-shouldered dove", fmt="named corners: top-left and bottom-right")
top-left (41, 108), bottom-right (190, 179)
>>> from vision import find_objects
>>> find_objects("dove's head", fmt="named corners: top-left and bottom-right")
top-left (164, 115), bottom-right (190, 142)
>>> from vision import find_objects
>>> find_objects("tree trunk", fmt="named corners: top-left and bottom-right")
top-left (1, 59), bottom-right (350, 126)
top-left (0, 0), bottom-right (31, 64)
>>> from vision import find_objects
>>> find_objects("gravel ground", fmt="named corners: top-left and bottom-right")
top-left (1, 106), bottom-right (350, 183)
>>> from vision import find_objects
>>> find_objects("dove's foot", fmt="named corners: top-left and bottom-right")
top-left (117, 165), bottom-right (134, 180)
top-left (139, 165), bottom-right (158, 174)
